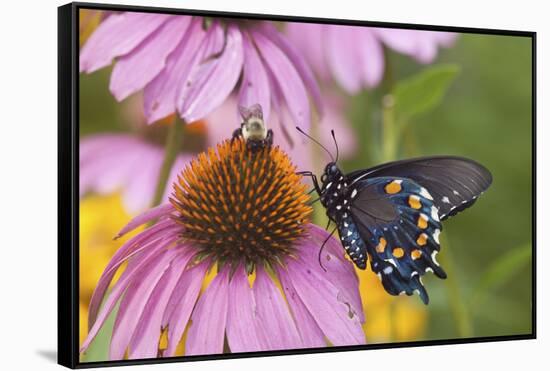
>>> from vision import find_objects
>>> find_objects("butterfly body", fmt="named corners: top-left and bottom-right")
top-left (310, 156), bottom-right (492, 304)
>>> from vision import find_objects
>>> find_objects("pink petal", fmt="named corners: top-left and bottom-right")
top-left (238, 32), bottom-right (271, 124)
top-left (226, 266), bottom-right (264, 352)
top-left (185, 268), bottom-right (230, 355)
top-left (79, 136), bottom-right (141, 196)
top-left (325, 25), bottom-right (363, 94)
top-left (284, 257), bottom-right (366, 346)
top-left (252, 30), bottom-right (311, 130)
top-left (116, 203), bottom-right (174, 238)
top-left (285, 23), bottom-right (330, 81)
top-left (178, 24), bottom-right (244, 122)
top-left (296, 231), bottom-right (364, 323)
top-left (163, 259), bottom-right (209, 357)
top-left (355, 28), bottom-right (385, 88)
top-left (144, 19), bottom-right (207, 124)
top-left (277, 267), bottom-right (326, 348)
top-left (253, 267), bottom-right (302, 350)
top-left (80, 12), bottom-right (171, 73)
top-left (109, 248), bottom-right (181, 359)
top-left (109, 16), bottom-right (191, 101)
top-left (259, 23), bottom-right (323, 115)
top-left (122, 147), bottom-right (163, 213)
top-left (81, 236), bottom-right (177, 353)
top-left (128, 250), bottom-right (193, 359)
top-left (87, 219), bottom-right (179, 329)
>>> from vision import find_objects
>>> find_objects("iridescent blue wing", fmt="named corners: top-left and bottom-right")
top-left (346, 156), bottom-right (492, 220)
top-left (348, 176), bottom-right (446, 304)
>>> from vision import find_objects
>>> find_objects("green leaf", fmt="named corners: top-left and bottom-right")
top-left (470, 244), bottom-right (531, 306)
top-left (393, 64), bottom-right (460, 122)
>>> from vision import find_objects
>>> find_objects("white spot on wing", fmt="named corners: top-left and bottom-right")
top-left (431, 250), bottom-right (440, 266)
top-left (420, 187), bottom-right (433, 200)
top-left (425, 267), bottom-right (434, 273)
top-left (442, 196), bottom-right (450, 204)
top-left (433, 229), bottom-right (441, 244)
top-left (431, 206), bottom-right (440, 222)
top-left (383, 266), bottom-right (393, 274)
top-left (351, 189), bottom-right (358, 198)
top-left (453, 190), bottom-right (460, 196)
top-left (347, 230), bottom-right (353, 236)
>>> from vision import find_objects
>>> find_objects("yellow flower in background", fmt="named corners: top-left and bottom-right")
top-left (79, 193), bottom-right (139, 344)
top-left (358, 268), bottom-right (428, 342)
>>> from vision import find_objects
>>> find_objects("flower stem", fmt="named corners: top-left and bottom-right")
top-left (381, 94), bottom-right (397, 163)
top-left (439, 234), bottom-right (474, 338)
top-left (151, 115), bottom-right (183, 207)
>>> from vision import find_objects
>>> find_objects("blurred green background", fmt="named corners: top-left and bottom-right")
top-left (79, 29), bottom-right (533, 354)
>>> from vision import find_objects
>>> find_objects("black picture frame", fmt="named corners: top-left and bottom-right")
top-left (58, 2), bottom-right (537, 369)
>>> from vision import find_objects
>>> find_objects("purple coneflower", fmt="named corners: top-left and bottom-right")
top-left (80, 12), bottom-right (321, 129)
top-left (81, 138), bottom-right (365, 359)
top-left (286, 23), bottom-right (457, 94)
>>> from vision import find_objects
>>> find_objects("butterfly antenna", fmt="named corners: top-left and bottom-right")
top-left (296, 127), bottom-right (334, 162)
top-left (331, 130), bottom-right (339, 163)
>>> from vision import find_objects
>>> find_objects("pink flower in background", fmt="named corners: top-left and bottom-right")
top-left (80, 134), bottom-right (192, 214)
top-left (286, 23), bottom-right (457, 94)
top-left (80, 140), bottom-right (365, 359)
top-left (80, 12), bottom-right (321, 130)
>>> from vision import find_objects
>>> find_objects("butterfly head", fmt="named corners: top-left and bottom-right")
top-left (321, 162), bottom-right (342, 184)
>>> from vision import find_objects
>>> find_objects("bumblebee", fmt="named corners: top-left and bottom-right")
top-left (232, 104), bottom-right (273, 151)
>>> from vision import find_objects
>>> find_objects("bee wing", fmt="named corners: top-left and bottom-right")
top-left (238, 104), bottom-right (264, 120)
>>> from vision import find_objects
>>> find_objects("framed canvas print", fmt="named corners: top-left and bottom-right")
top-left (58, 2), bottom-right (536, 368)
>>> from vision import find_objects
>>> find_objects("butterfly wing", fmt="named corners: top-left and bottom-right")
top-left (348, 176), bottom-right (446, 304)
top-left (347, 156), bottom-right (492, 220)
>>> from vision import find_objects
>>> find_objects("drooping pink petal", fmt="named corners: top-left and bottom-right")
top-left (238, 32), bottom-right (271, 124)
top-left (284, 256), bottom-right (366, 346)
top-left (226, 266), bottom-right (264, 352)
top-left (128, 250), bottom-right (193, 359)
top-left (325, 25), bottom-right (363, 94)
top-left (259, 23), bottom-right (323, 116)
top-left (252, 30), bottom-right (311, 130)
top-left (109, 16), bottom-right (191, 101)
top-left (143, 19), bottom-right (207, 124)
top-left (80, 12), bottom-right (172, 73)
top-left (81, 236), bottom-right (177, 353)
top-left (295, 233), bottom-right (364, 323)
top-left (109, 248), bottom-right (181, 360)
top-left (163, 259), bottom-right (209, 357)
top-left (355, 28), bottom-right (385, 88)
top-left (178, 24), bottom-right (244, 122)
top-left (116, 203), bottom-right (174, 238)
top-left (277, 267), bottom-right (326, 348)
top-left (87, 219), bottom-right (179, 328)
top-left (185, 268), bottom-right (230, 355)
top-left (253, 267), bottom-right (302, 350)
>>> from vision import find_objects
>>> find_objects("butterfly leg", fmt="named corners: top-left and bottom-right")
top-left (318, 225), bottom-right (338, 272)
top-left (296, 171), bottom-right (323, 196)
